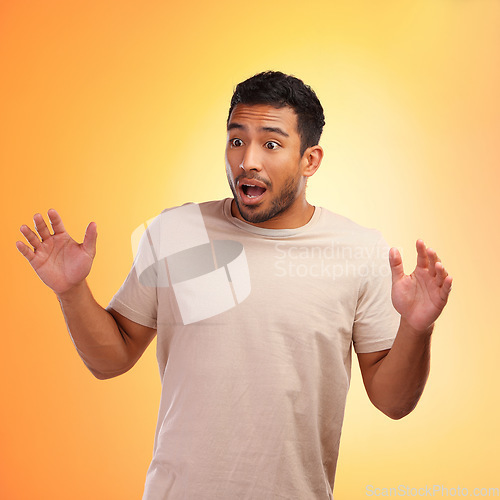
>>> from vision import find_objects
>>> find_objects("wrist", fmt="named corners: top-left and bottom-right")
top-left (56, 280), bottom-right (89, 303)
top-left (399, 316), bottom-right (434, 339)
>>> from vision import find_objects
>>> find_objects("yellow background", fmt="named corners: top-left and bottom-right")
top-left (1, 1), bottom-right (499, 498)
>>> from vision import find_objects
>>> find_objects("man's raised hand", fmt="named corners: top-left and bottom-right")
top-left (389, 240), bottom-right (453, 333)
top-left (16, 209), bottom-right (97, 296)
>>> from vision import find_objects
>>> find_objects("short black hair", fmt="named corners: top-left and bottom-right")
top-left (228, 71), bottom-right (325, 156)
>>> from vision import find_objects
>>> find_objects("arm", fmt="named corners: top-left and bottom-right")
top-left (358, 240), bottom-right (452, 420)
top-left (16, 210), bottom-right (156, 379)
top-left (57, 281), bottom-right (156, 379)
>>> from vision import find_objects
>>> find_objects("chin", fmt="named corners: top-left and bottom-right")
top-left (236, 199), bottom-right (287, 225)
top-left (235, 201), bottom-right (265, 224)
top-left (241, 210), bottom-right (267, 224)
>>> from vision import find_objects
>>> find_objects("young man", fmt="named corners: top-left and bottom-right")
top-left (17, 71), bottom-right (452, 499)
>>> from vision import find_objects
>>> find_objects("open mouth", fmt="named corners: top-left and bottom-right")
top-left (241, 184), bottom-right (267, 199)
top-left (236, 177), bottom-right (269, 206)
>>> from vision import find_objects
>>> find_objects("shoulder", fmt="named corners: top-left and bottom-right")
top-left (146, 199), bottom-right (225, 233)
top-left (316, 206), bottom-right (386, 247)
top-left (137, 201), bottom-right (230, 260)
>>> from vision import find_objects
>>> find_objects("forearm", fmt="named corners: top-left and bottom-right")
top-left (363, 318), bottom-right (433, 419)
top-left (57, 281), bottom-right (132, 379)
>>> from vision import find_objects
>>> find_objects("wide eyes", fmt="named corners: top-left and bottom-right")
top-left (229, 138), bottom-right (280, 150)
top-left (230, 138), bottom-right (244, 147)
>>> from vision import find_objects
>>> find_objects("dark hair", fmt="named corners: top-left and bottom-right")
top-left (228, 71), bottom-right (325, 156)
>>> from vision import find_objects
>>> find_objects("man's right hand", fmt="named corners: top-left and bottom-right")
top-left (16, 209), bottom-right (97, 296)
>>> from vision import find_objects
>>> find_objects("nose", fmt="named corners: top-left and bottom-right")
top-left (240, 143), bottom-right (263, 172)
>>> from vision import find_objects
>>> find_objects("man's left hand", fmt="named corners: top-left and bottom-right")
top-left (389, 240), bottom-right (453, 333)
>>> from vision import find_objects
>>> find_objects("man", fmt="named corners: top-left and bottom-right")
top-left (16, 71), bottom-right (452, 499)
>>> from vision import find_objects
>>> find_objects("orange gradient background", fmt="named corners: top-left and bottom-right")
top-left (1, 1), bottom-right (499, 498)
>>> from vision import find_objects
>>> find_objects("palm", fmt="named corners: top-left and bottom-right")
top-left (390, 240), bottom-right (452, 332)
top-left (17, 210), bottom-right (97, 295)
top-left (29, 233), bottom-right (94, 293)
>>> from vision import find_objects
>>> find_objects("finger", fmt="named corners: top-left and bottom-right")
top-left (440, 275), bottom-right (453, 302)
top-left (33, 213), bottom-right (52, 241)
top-left (389, 247), bottom-right (405, 284)
top-left (47, 208), bottom-right (66, 234)
top-left (427, 247), bottom-right (438, 278)
top-left (434, 261), bottom-right (449, 287)
top-left (16, 240), bottom-right (36, 262)
top-left (20, 224), bottom-right (41, 249)
top-left (82, 222), bottom-right (97, 259)
top-left (416, 239), bottom-right (429, 269)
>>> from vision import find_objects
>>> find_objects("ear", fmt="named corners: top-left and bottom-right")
top-left (301, 145), bottom-right (324, 178)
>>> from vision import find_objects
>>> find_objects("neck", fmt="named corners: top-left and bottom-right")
top-left (231, 198), bottom-right (315, 230)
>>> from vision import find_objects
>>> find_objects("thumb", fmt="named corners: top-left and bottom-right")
top-left (389, 247), bottom-right (405, 285)
top-left (82, 222), bottom-right (97, 259)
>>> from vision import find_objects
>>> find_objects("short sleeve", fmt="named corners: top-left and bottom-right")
top-left (352, 233), bottom-right (400, 353)
top-left (106, 219), bottom-right (159, 329)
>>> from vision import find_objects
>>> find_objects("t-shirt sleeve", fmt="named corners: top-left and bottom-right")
top-left (352, 232), bottom-right (401, 353)
top-left (106, 221), bottom-right (159, 329)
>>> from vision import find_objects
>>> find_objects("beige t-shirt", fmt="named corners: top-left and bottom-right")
top-left (108, 198), bottom-right (400, 500)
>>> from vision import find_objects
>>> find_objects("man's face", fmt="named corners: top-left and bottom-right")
top-left (225, 103), bottom-right (309, 228)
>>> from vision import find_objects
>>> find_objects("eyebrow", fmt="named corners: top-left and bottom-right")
top-left (227, 122), bottom-right (289, 138)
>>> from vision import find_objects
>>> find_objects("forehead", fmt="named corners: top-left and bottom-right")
top-left (227, 104), bottom-right (299, 134)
